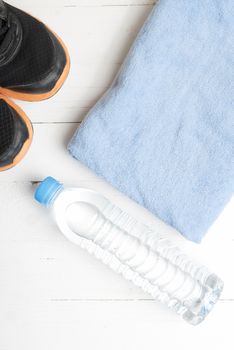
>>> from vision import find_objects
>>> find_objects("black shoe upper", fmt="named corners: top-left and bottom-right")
top-left (0, 98), bottom-right (29, 167)
top-left (0, 1), bottom-right (67, 94)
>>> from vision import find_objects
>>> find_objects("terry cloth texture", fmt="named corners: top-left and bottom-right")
top-left (68, 0), bottom-right (234, 243)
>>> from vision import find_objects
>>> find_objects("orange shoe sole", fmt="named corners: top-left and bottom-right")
top-left (0, 29), bottom-right (70, 102)
top-left (0, 95), bottom-right (33, 171)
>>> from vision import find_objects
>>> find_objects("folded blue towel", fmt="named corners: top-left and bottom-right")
top-left (68, 0), bottom-right (234, 243)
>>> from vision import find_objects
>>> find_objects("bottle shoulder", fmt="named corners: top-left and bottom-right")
top-left (53, 187), bottom-right (110, 213)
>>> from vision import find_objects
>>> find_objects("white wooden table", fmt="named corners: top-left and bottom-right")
top-left (1, 1), bottom-right (234, 349)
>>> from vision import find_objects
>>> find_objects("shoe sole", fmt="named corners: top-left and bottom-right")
top-left (0, 95), bottom-right (33, 171)
top-left (0, 27), bottom-right (70, 102)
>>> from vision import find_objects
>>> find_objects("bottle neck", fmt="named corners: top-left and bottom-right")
top-left (46, 186), bottom-right (63, 207)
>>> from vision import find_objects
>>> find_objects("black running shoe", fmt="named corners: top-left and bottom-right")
top-left (0, 95), bottom-right (33, 171)
top-left (0, 1), bottom-right (70, 101)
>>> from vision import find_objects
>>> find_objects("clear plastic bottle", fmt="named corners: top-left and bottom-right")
top-left (34, 177), bottom-right (223, 325)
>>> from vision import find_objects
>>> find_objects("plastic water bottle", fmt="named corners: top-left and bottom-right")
top-left (34, 177), bottom-right (223, 325)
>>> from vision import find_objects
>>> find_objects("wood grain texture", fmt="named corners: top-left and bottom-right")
top-left (0, 1), bottom-right (233, 349)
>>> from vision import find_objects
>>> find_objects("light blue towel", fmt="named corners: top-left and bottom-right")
top-left (68, 0), bottom-right (234, 243)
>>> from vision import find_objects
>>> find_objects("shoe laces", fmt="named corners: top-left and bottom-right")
top-left (0, 1), bottom-right (8, 42)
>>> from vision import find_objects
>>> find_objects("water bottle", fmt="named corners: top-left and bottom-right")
top-left (34, 177), bottom-right (223, 325)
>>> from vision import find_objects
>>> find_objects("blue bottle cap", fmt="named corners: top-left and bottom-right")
top-left (34, 176), bottom-right (63, 206)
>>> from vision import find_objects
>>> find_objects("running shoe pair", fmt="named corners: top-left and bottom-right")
top-left (0, 1), bottom-right (70, 171)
